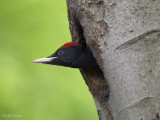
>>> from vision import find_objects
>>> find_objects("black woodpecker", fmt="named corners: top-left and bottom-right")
top-left (33, 42), bottom-right (99, 69)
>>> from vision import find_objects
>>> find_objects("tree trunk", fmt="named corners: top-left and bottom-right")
top-left (66, 0), bottom-right (160, 120)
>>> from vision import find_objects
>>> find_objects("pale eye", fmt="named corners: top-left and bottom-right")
top-left (58, 51), bottom-right (64, 55)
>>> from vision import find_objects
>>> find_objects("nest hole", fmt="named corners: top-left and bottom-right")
top-left (73, 17), bottom-right (110, 103)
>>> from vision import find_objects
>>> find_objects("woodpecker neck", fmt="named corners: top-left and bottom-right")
top-left (71, 46), bottom-right (100, 69)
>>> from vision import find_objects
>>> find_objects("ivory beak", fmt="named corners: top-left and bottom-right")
top-left (32, 57), bottom-right (57, 63)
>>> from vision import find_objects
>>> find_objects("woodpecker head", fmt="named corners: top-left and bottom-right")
top-left (33, 42), bottom-right (99, 69)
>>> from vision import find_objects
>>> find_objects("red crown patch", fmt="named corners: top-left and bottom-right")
top-left (58, 42), bottom-right (80, 49)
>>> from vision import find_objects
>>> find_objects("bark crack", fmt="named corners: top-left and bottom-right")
top-left (116, 96), bottom-right (154, 120)
top-left (115, 29), bottom-right (160, 51)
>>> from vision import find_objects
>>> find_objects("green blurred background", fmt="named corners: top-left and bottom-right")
top-left (0, 0), bottom-right (98, 120)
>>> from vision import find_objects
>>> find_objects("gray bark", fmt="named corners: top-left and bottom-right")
top-left (66, 0), bottom-right (160, 120)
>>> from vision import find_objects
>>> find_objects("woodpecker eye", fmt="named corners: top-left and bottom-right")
top-left (58, 51), bottom-right (64, 55)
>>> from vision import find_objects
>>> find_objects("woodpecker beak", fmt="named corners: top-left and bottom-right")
top-left (32, 57), bottom-right (57, 63)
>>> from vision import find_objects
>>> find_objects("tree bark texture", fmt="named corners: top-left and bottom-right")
top-left (66, 0), bottom-right (160, 120)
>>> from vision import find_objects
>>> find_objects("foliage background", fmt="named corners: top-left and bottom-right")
top-left (0, 0), bottom-right (98, 120)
